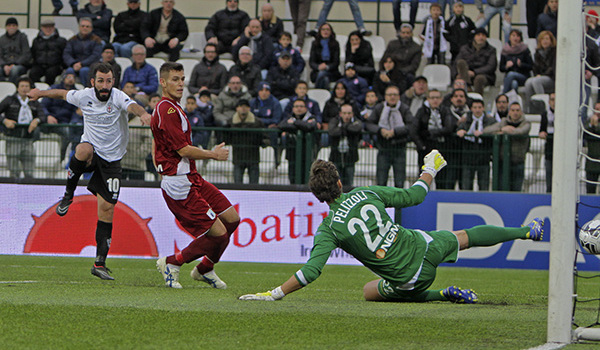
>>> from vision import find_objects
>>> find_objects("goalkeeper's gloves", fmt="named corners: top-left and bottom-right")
top-left (420, 149), bottom-right (447, 178)
top-left (239, 286), bottom-right (285, 301)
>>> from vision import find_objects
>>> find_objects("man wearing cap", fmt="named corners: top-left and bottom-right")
top-left (266, 50), bottom-right (300, 100)
top-left (205, 0), bottom-right (250, 55)
top-left (63, 17), bottom-right (103, 87)
top-left (451, 27), bottom-right (497, 96)
top-left (76, 0), bottom-right (113, 43)
top-left (120, 44), bottom-right (158, 106)
top-left (338, 62), bottom-right (368, 107)
top-left (112, 0), bottom-right (148, 58)
top-left (383, 24), bottom-right (422, 86)
top-left (0, 18), bottom-right (31, 84)
top-left (141, 0), bottom-right (189, 62)
top-left (229, 46), bottom-right (262, 97)
top-left (475, 0), bottom-right (512, 42)
top-left (401, 75), bottom-right (429, 117)
top-left (30, 18), bottom-right (67, 85)
top-left (228, 98), bottom-right (264, 184)
top-left (232, 18), bottom-right (274, 73)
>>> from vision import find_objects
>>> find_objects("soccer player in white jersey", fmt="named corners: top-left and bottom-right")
top-left (28, 63), bottom-right (152, 280)
top-left (240, 151), bottom-right (545, 303)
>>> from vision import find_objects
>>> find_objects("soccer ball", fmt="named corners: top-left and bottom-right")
top-left (579, 220), bottom-right (600, 254)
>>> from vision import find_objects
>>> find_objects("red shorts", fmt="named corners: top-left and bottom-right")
top-left (162, 173), bottom-right (233, 237)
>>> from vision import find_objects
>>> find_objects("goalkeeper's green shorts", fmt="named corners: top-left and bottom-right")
top-left (377, 230), bottom-right (459, 300)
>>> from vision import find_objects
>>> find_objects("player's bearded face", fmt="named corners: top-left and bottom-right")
top-left (92, 72), bottom-right (114, 102)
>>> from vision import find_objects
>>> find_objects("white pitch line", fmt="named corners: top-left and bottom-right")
top-left (0, 280), bottom-right (39, 284)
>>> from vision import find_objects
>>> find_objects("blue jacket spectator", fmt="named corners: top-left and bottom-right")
top-left (272, 32), bottom-right (305, 74)
top-left (63, 28), bottom-right (103, 70)
top-left (338, 62), bottom-right (369, 106)
top-left (42, 77), bottom-right (79, 124)
top-left (283, 95), bottom-right (322, 123)
top-left (77, 0), bottom-right (113, 43)
top-left (121, 61), bottom-right (158, 95)
top-left (250, 82), bottom-right (283, 126)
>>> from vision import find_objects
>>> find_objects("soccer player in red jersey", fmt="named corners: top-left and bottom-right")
top-left (151, 62), bottom-right (240, 289)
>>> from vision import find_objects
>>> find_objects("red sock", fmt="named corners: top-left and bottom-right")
top-left (165, 251), bottom-right (183, 266)
top-left (195, 256), bottom-right (214, 275)
top-left (175, 234), bottom-right (230, 265)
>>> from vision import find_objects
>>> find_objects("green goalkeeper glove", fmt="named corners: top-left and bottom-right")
top-left (239, 286), bottom-right (285, 301)
top-left (420, 149), bottom-right (447, 178)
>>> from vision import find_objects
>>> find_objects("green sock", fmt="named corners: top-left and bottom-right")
top-left (465, 225), bottom-right (530, 248)
top-left (396, 289), bottom-right (446, 302)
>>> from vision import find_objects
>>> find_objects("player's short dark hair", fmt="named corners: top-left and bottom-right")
top-left (159, 62), bottom-right (184, 79)
top-left (309, 160), bottom-right (341, 203)
top-left (91, 62), bottom-right (114, 81)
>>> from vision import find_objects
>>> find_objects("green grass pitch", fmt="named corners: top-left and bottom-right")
top-left (1, 255), bottom-right (598, 349)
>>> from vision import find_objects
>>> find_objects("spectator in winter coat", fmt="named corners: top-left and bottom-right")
top-left (372, 55), bottom-right (408, 99)
top-left (536, 0), bottom-right (558, 37)
top-left (420, 3), bottom-right (447, 65)
top-left (500, 29), bottom-right (533, 94)
top-left (30, 18), bottom-right (67, 85)
top-left (0, 77), bottom-right (47, 179)
top-left (283, 81), bottom-right (322, 123)
top-left (322, 81), bottom-right (361, 129)
top-left (338, 62), bottom-right (368, 107)
top-left (112, 0), bottom-right (147, 58)
top-left (120, 44), bottom-right (158, 105)
top-left (452, 27), bottom-right (497, 95)
top-left (77, 0), bottom-right (113, 43)
top-left (213, 75), bottom-right (253, 126)
top-left (272, 32), bottom-right (305, 75)
top-left (486, 102), bottom-right (531, 191)
top-left (444, 1), bottom-right (475, 63)
top-left (278, 98), bottom-right (318, 184)
top-left (259, 3), bottom-right (283, 45)
top-left (229, 46), bottom-right (262, 97)
top-left (188, 43), bottom-right (228, 96)
top-left (401, 75), bottom-right (428, 117)
top-left (383, 24), bottom-right (422, 85)
top-left (524, 30), bottom-right (556, 113)
top-left (250, 82), bottom-right (282, 169)
top-left (0, 18), bottom-right (31, 84)
top-left (328, 103), bottom-right (363, 187)
top-left (309, 23), bottom-right (341, 89)
top-left (142, 0), bottom-right (189, 62)
top-left (205, 0), bottom-right (250, 54)
top-left (267, 51), bottom-right (300, 100)
top-left (345, 30), bottom-right (375, 84)
top-left (364, 85), bottom-right (417, 188)
top-left (229, 99), bottom-right (265, 184)
top-left (233, 19), bottom-right (274, 73)
top-left (63, 17), bottom-right (103, 87)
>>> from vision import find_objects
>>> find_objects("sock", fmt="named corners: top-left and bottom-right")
top-left (388, 289), bottom-right (446, 302)
top-left (174, 233), bottom-right (230, 265)
top-left (66, 156), bottom-right (87, 195)
top-left (94, 220), bottom-right (113, 266)
top-left (465, 225), bottom-right (530, 248)
top-left (195, 256), bottom-right (214, 275)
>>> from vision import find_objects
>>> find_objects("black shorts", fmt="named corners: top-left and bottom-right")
top-left (86, 153), bottom-right (122, 204)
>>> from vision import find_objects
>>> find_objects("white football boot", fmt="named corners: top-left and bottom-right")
top-left (156, 257), bottom-right (182, 289)
top-left (191, 268), bottom-right (227, 289)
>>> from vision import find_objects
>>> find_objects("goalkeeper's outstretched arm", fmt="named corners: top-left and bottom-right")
top-left (238, 275), bottom-right (303, 301)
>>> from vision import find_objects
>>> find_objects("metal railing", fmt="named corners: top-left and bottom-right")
top-left (0, 124), bottom-right (559, 193)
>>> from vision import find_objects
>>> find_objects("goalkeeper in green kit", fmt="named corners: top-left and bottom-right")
top-left (239, 150), bottom-right (545, 303)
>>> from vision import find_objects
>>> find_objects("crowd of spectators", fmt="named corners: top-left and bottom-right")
top-left (0, 0), bottom-right (597, 192)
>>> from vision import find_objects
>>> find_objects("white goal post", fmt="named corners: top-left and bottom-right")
top-left (547, 0), bottom-right (583, 345)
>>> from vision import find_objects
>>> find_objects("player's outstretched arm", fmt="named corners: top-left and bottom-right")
top-left (177, 142), bottom-right (229, 161)
top-left (127, 103), bottom-right (152, 125)
top-left (27, 88), bottom-right (68, 101)
top-left (419, 149), bottom-right (447, 185)
top-left (239, 275), bottom-right (303, 301)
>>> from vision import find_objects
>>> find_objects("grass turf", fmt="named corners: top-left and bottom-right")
top-left (0, 255), bottom-right (598, 349)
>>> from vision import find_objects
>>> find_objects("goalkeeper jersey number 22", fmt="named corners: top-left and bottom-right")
top-left (294, 180), bottom-right (432, 288)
